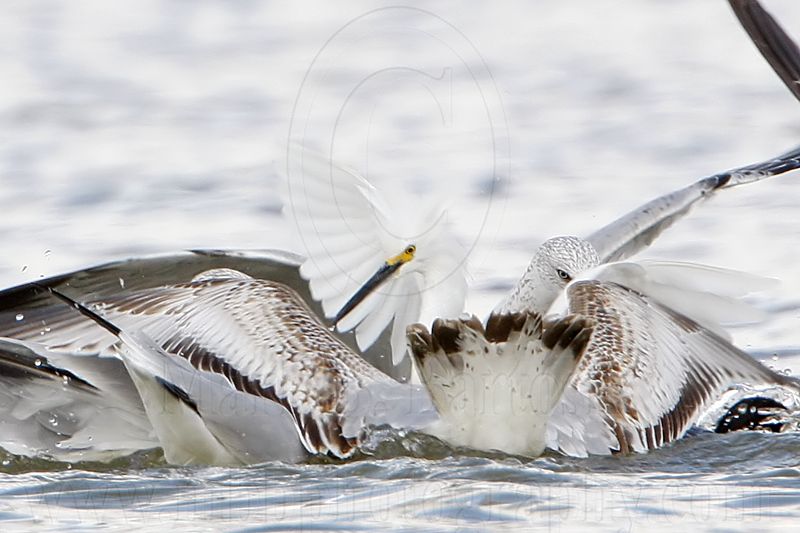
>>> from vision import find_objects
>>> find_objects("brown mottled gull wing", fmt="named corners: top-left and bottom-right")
top-left (0, 250), bottom-right (406, 382)
top-left (551, 280), bottom-right (799, 454)
top-left (46, 270), bottom-right (396, 460)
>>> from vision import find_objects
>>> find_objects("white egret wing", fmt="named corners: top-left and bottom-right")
top-left (284, 150), bottom-right (468, 366)
top-left (284, 150), bottom-right (402, 312)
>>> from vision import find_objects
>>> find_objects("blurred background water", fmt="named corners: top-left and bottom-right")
top-left (1, 0), bottom-right (800, 530)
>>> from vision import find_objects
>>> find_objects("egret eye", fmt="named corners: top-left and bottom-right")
top-left (556, 268), bottom-right (571, 281)
top-left (405, 245), bottom-right (416, 255)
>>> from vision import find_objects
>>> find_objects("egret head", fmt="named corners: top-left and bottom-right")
top-left (496, 236), bottom-right (600, 314)
top-left (333, 243), bottom-right (418, 324)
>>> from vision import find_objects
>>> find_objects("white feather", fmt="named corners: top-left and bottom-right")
top-left (408, 312), bottom-right (590, 456)
top-left (284, 147), bottom-right (468, 367)
top-left (571, 260), bottom-right (776, 339)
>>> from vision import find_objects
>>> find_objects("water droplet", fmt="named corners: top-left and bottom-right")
top-left (15, 314), bottom-right (23, 322)
top-left (1, 459), bottom-right (10, 466)
top-left (34, 359), bottom-right (42, 367)
top-left (48, 415), bottom-right (58, 427)
top-left (43, 249), bottom-right (51, 257)
top-left (119, 277), bottom-right (125, 288)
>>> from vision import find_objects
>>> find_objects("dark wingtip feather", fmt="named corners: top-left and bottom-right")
top-left (485, 312), bottom-right (524, 343)
top-left (0, 339), bottom-right (99, 392)
top-left (570, 327), bottom-right (594, 362)
top-left (542, 315), bottom-right (571, 350)
top-left (542, 314), bottom-right (593, 355)
top-left (431, 319), bottom-right (463, 355)
top-left (155, 376), bottom-right (200, 415)
top-left (34, 283), bottom-right (122, 337)
top-left (714, 396), bottom-right (788, 434)
top-left (406, 323), bottom-right (433, 362)
top-left (729, 0), bottom-right (800, 103)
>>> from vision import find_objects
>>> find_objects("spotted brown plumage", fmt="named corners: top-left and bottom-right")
top-left (407, 311), bottom-right (593, 456)
top-left (21, 270), bottom-right (396, 461)
top-left (553, 280), bottom-right (800, 454)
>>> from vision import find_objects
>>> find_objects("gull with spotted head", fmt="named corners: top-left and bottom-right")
top-left (317, 142), bottom-right (800, 456)
top-left (288, 137), bottom-right (800, 381)
top-left (409, 227), bottom-right (800, 456)
top-left (495, 236), bottom-right (601, 314)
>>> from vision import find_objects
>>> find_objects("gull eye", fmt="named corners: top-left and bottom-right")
top-left (405, 245), bottom-right (416, 255)
top-left (556, 268), bottom-right (571, 281)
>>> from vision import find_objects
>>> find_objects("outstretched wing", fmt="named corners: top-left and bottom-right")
top-left (0, 250), bottom-right (404, 382)
top-left (284, 149), bottom-right (467, 367)
top-left (730, 0), bottom-right (800, 102)
top-left (40, 272), bottom-right (393, 460)
top-left (587, 0), bottom-right (800, 264)
top-left (547, 280), bottom-right (799, 455)
top-left (284, 149), bottom-right (401, 319)
top-left (569, 260), bottom-right (778, 340)
top-left (585, 144), bottom-right (800, 263)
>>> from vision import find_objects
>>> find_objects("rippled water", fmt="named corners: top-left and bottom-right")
top-left (2, 0), bottom-right (800, 530)
top-left (3, 431), bottom-right (800, 531)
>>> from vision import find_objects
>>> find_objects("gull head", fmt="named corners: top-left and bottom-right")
top-left (496, 236), bottom-right (600, 314)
